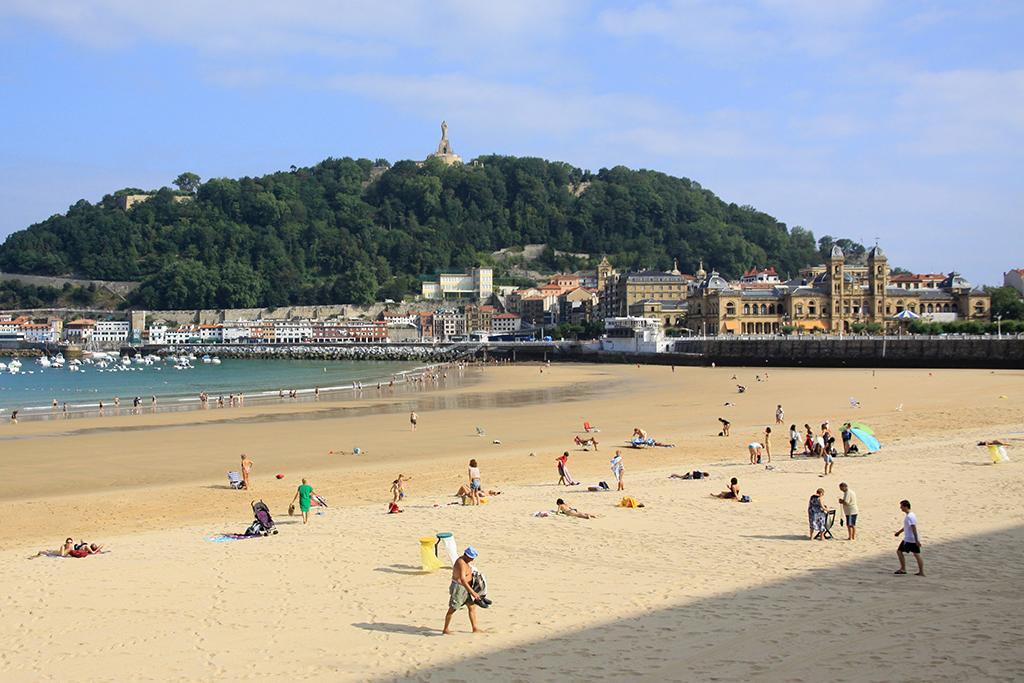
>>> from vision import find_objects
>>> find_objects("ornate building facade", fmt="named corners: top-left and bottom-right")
top-left (685, 244), bottom-right (990, 335)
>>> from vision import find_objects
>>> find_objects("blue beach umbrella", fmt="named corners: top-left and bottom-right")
top-left (850, 427), bottom-right (881, 453)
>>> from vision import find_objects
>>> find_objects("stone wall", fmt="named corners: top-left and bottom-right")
top-left (0, 272), bottom-right (139, 295)
top-left (671, 337), bottom-right (1024, 369)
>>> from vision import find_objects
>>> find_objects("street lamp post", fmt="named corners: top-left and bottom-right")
top-left (997, 314), bottom-right (1002, 339)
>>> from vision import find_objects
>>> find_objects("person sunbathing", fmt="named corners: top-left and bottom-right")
top-left (556, 499), bottom-right (598, 518)
top-left (670, 471), bottom-right (710, 479)
top-left (574, 435), bottom-right (599, 450)
top-left (29, 538), bottom-right (75, 559)
top-left (711, 478), bottom-right (741, 500)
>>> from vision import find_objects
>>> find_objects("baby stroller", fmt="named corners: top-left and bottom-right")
top-left (245, 500), bottom-right (278, 536)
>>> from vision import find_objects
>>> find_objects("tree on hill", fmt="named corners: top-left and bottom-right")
top-left (173, 172), bottom-right (201, 194)
top-left (0, 154), bottom-right (860, 309)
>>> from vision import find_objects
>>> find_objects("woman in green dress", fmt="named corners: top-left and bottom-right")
top-left (290, 478), bottom-right (317, 524)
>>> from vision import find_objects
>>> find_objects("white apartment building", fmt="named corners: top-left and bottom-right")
top-left (21, 323), bottom-right (59, 343)
top-left (491, 313), bottom-right (522, 333)
top-left (421, 267), bottom-right (493, 301)
top-left (432, 310), bottom-right (467, 339)
top-left (93, 320), bottom-right (130, 342)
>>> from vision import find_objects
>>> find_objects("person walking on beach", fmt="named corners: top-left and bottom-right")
top-left (556, 452), bottom-right (577, 486)
top-left (240, 454), bottom-right (253, 490)
top-left (763, 427), bottom-right (772, 464)
top-left (443, 547), bottom-right (483, 634)
top-left (838, 482), bottom-right (858, 540)
top-left (290, 478), bottom-right (317, 524)
top-left (775, 404), bottom-right (784, 425)
top-left (410, 411), bottom-right (418, 432)
top-left (789, 424), bottom-right (799, 457)
top-left (468, 459), bottom-right (482, 505)
top-left (611, 450), bottom-right (625, 491)
top-left (894, 500), bottom-right (924, 576)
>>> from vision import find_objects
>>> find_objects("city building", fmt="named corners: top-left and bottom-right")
top-left (432, 309), bottom-right (467, 338)
top-left (602, 262), bottom-right (691, 318)
top-left (599, 317), bottom-right (672, 353)
top-left (420, 267), bottom-right (493, 301)
top-left (63, 319), bottom-right (97, 342)
top-left (92, 320), bottom-right (130, 343)
top-left (557, 287), bottom-right (599, 325)
top-left (491, 313), bottom-right (522, 333)
top-left (1004, 269), bottom-right (1024, 297)
top-left (627, 299), bottom-right (688, 329)
top-left (685, 244), bottom-right (991, 335)
top-left (889, 273), bottom-right (946, 290)
top-left (21, 323), bottom-right (59, 344)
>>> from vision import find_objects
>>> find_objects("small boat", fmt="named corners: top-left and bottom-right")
top-left (211, 357), bottom-right (222, 365)
top-left (201, 355), bottom-right (212, 364)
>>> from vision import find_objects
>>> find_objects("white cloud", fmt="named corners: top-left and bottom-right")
top-left (894, 69), bottom-right (1024, 156)
top-left (598, 0), bottom-right (881, 59)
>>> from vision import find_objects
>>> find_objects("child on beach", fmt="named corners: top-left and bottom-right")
top-left (391, 474), bottom-right (411, 503)
top-left (763, 427), bottom-right (772, 463)
top-left (410, 411), bottom-right (418, 431)
top-left (776, 404), bottom-right (784, 424)
top-left (240, 454), bottom-right (253, 490)
top-left (468, 459), bottom-right (482, 505)
top-left (712, 478), bottom-right (741, 500)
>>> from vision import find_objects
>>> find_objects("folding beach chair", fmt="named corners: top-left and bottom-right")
top-left (822, 509), bottom-right (837, 540)
top-left (583, 421), bottom-right (600, 433)
top-left (227, 471), bottom-right (244, 489)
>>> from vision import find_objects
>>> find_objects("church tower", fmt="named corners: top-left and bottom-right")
top-left (828, 244), bottom-right (846, 333)
top-left (867, 244), bottom-right (888, 326)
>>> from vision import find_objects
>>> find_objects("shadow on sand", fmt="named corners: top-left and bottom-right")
top-left (377, 525), bottom-right (1024, 682)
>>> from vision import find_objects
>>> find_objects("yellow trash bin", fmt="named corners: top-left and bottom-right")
top-left (420, 537), bottom-right (442, 571)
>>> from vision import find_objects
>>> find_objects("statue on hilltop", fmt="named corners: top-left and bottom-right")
top-left (437, 120), bottom-right (454, 156)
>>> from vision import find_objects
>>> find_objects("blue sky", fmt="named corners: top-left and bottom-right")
top-left (1, 0), bottom-right (1021, 285)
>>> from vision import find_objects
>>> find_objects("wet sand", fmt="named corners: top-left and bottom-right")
top-left (1, 364), bottom-right (1022, 681)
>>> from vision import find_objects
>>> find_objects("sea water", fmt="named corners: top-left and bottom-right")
top-left (0, 358), bottom-right (423, 413)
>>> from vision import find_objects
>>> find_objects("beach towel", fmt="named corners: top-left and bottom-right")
top-left (617, 496), bottom-right (643, 508)
top-left (207, 534), bottom-right (259, 543)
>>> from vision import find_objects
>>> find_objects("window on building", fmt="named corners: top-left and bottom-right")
top-left (760, 304), bottom-right (768, 315)
top-left (743, 304), bottom-right (750, 315)
top-left (726, 303), bottom-right (736, 316)
top-left (796, 304), bottom-right (803, 316)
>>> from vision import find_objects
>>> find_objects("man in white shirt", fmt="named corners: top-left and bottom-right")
top-left (894, 499), bottom-right (924, 576)
top-left (838, 482), bottom-right (858, 540)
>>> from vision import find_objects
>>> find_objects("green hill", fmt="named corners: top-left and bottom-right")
top-left (0, 155), bottom-right (834, 309)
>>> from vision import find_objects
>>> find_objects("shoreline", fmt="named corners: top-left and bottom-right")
top-left (0, 358), bottom-right (465, 422)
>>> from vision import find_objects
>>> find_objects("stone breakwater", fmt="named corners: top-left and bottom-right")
top-left (155, 344), bottom-right (472, 362)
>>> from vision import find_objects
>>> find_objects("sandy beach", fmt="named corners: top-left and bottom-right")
top-left (2, 363), bottom-right (1023, 681)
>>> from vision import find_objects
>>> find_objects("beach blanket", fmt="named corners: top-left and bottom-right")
top-left (617, 496), bottom-right (644, 508)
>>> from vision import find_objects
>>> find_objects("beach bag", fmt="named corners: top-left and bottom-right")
top-left (740, 495), bottom-right (751, 503)
top-left (692, 471), bottom-right (704, 479)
